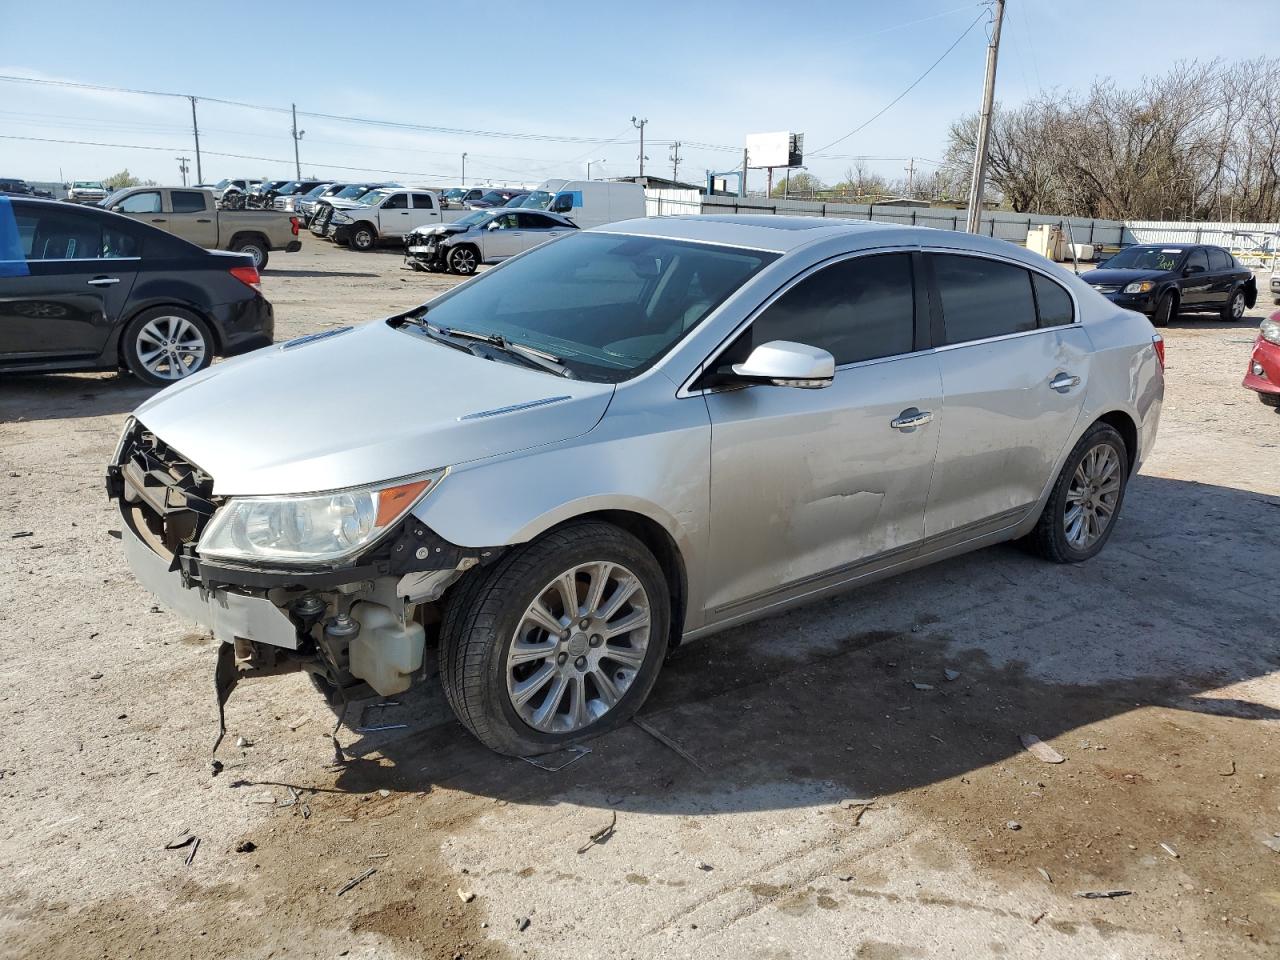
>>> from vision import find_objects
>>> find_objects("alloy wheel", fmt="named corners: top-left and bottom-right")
top-left (134, 315), bottom-right (207, 381)
top-left (1064, 443), bottom-right (1122, 549)
top-left (1231, 291), bottom-right (1245, 319)
top-left (505, 561), bottom-right (651, 734)
top-left (451, 248), bottom-right (477, 273)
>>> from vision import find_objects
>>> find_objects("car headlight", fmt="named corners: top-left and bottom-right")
top-left (198, 470), bottom-right (446, 566)
top-left (331, 212), bottom-right (353, 224)
top-left (1261, 317), bottom-right (1280, 346)
top-left (1123, 281), bottom-right (1155, 294)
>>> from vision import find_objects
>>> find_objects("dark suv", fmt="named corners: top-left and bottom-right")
top-left (0, 178), bottom-right (34, 196)
top-left (1081, 244), bottom-right (1258, 326)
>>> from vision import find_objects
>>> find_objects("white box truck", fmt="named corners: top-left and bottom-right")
top-left (520, 180), bottom-right (645, 228)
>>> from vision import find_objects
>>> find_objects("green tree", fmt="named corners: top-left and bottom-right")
top-left (103, 169), bottom-right (143, 190)
top-left (770, 171), bottom-right (825, 198)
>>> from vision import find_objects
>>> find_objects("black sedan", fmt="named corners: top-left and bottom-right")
top-left (1081, 244), bottom-right (1257, 327)
top-left (0, 197), bottom-right (273, 386)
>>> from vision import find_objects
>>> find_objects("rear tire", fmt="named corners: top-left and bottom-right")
top-left (1151, 292), bottom-right (1175, 328)
top-left (1030, 422), bottom-right (1129, 564)
top-left (1221, 287), bottom-right (1245, 322)
top-left (231, 236), bottom-right (268, 270)
top-left (439, 521), bottom-right (670, 756)
top-left (121, 306), bottom-right (214, 387)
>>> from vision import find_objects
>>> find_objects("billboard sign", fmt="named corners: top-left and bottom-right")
top-left (746, 132), bottom-right (804, 169)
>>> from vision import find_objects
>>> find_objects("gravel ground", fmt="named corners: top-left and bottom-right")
top-left (1, 238), bottom-right (1277, 960)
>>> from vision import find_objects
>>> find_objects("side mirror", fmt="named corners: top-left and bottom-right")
top-left (731, 340), bottom-right (835, 389)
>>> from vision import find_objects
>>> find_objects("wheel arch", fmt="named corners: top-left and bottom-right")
top-left (1095, 409), bottom-right (1139, 475)
top-left (115, 300), bottom-right (223, 366)
top-left (227, 230), bottom-right (269, 251)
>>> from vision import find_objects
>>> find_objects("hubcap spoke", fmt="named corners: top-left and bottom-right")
top-left (601, 609), bottom-right (649, 640)
top-left (596, 576), bottom-right (640, 623)
top-left (530, 674), bottom-right (570, 730)
top-left (523, 600), bottom-right (564, 637)
top-left (510, 662), bottom-right (556, 707)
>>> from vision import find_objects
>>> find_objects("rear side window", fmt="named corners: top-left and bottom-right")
top-left (14, 208), bottom-right (139, 260)
top-left (170, 190), bottom-right (206, 213)
top-left (932, 254), bottom-right (1036, 344)
top-left (1207, 247), bottom-right (1231, 271)
top-left (752, 253), bottom-right (915, 365)
top-left (1032, 273), bottom-right (1074, 327)
top-left (410, 193), bottom-right (434, 210)
top-left (517, 212), bottom-right (558, 229)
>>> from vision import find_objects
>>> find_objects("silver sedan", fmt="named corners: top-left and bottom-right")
top-left (109, 216), bottom-right (1164, 757)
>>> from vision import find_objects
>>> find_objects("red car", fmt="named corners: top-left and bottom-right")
top-left (1244, 312), bottom-right (1280, 407)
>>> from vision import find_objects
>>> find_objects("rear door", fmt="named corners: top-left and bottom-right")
top-left (924, 253), bottom-right (1089, 543)
top-left (515, 212), bottom-right (572, 252)
top-left (1205, 246), bottom-right (1235, 305)
top-left (165, 189), bottom-right (218, 249)
top-left (407, 193), bottom-right (442, 232)
top-left (0, 200), bottom-right (140, 365)
top-left (375, 192), bottom-right (411, 237)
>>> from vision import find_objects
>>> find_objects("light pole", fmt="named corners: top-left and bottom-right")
top-left (461, 152), bottom-right (467, 186)
top-left (586, 158), bottom-right (604, 180)
top-left (965, 0), bottom-right (1005, 233)
top-left (631, 116), bottom-right (647, 177)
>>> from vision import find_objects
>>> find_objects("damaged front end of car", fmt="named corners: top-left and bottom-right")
top-left (105, 419), bottom-right (501, 750)
top-left (404, 224), bottom-right (467, 272)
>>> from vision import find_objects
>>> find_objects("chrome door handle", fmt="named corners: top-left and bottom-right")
top-left (87, 277), bottom-right (120, 286)
top-left (890, 408), bottom-right (933, 431)
top-left (1049, 373), bottom-right (1081, 392)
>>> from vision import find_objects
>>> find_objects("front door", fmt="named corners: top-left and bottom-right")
top-left (0, 200), bottom-right (139, 364)
top-left (482, 213), bottom-right (525, 260)
top-left (702, 251), bottom-right (941, 619)
top-left (375, 192), bottom-right (412, 238)
top-left (1178, 247), bottom-right (1212, 308)
top-left (924, 253), bottom-right (1089, 542)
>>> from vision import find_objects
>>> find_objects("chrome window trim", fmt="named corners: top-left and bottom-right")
top-left (1, 256), bottom-right (143, 264)
top-left (676, 243), bottom-right (922, 398)
top-left (677, 243), bottom-right (1083, 398)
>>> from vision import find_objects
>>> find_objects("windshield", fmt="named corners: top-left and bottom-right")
top-left (1104, 247), bottom-right (1185, 271)
top-left (521, 190), bottom-right (553, 209)
top-left (333, 185), bottom-right (369, 199)
top-left (73, 181), bottom-right (103, 189)
top-left (359, 189), bottom-right (393, 206)
top-left (477, 191), bottom-right (507, 204)
top-left (444, 188), bottom-right (466, 200)
top-left (454, 212), bottom-right (491, 228)
top-left (302, 184), bottom-right (330, 199)
top-left (411, 233), bottom-right (779, 382)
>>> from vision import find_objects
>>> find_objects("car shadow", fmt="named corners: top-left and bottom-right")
top-left (0, 371), bottom-right (156, 422)
top-left (228, 473), bottom-right (1280, 817)
top-left (1171, 315), bottom-right (1265, 331)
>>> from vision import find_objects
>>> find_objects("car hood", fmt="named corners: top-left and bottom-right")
top-left (132, 320), bottom-right (615, 496)
top-left (1081, 268), bottom-right (1170, 285)
top-left (409, 223), bottom-right (469, 238)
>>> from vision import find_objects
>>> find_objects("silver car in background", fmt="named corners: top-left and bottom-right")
top-left (107, 216), bottom-right (1164, 757)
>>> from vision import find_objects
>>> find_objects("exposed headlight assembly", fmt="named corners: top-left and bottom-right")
top-left (331, 211), bottom-right (353, 224)
top-left (198, 470), bottom-right (446, 566)
top-left (1124, 280), bottom-right (1155, 294)
top-left (1261, 317), bottom-right (1280, 346)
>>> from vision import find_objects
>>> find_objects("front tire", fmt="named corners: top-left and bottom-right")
top-left (1152, 292), bottom-right (1175, 328)
top-left (1222, 287), bottom-right (1245, 322)
top-left (1030, 422), bottom-right (1129, 564)
top-left (1259, 391), bottom-right (1280, 408)
top-left (349, 224), bottom-right (377, 251)
top-left (121, 307), bottom-right (214, 387)
top-left (439, 521), bottom-right (671, 756)
top-left (447, 245), bottom-right (479, 275)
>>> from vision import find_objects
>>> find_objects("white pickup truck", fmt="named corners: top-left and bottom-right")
top-left (105, 186), bottom-right (301, 268)
top-left (324, 188), bottom-right (469, 251)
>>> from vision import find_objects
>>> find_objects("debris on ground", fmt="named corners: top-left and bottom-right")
top-left (184, 837), bottom-right (200, 866)
top-left (1074, 889), bottom-right (1133, 899)
top-left (517, 917), bottom-right (531, 932)
top-left (164, 829), bottom-right (194, 850)
top-left (944, 669), bottom-right (961, 681)
top-left (1160, 842), bottom-right (1180, 859)
top-left (576, 811), bottom-right (617, 854)
top-left (696, 861), bottom-right (713, 871)
top-left (458, 889), bottom-right (475, 904)
top-left (911, 682), bottom-right (935, 691)
top-left (1037, 867), bottom-right (1052, 884)
top-left (210, 759), bottom-right (224, 777)
top-left (368, 853), bottom-right (389, 859)
top-left (520, 745), bottom-right (592, 772)
top-left (235, 735), bottom-right (252, 748)
top-left (1262, 837), bottom-right (1280, 854)
top-left (356, 701), bottom-right (409, 733)
top-left (10, 531), bottom-right (33, 539)
top-left (235, 840), bottom-right (256, 853)
top-left (287, 715), bottom-right (310, 731)
top-left (336, 868), bottom-right (376, 897)
top-left (89, 673), bottom-right (103, 681)
top-left (1007, 820), bottom-right (1022, 831)
top-left (1019, 733), bottom-right (1066, 764)
top-left (632, 716), bottom-right (708, 773)
top-left (1220, 759), bottom-right (1237, 777)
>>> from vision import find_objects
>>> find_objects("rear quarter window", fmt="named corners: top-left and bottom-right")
top-left (1032, 273), bottom-right (1074, 327)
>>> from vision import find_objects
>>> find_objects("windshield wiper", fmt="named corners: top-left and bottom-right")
top-left (441, 327), bottom-right (572, 378)
top-left (397, 312), bottom-right (477, 357)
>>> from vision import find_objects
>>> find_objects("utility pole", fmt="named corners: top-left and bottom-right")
top-left (189, 96), bottom-right (203, 184)
top-left (904, 157), bottom-right (915, 197)
top-left (741, 147), bottom-right (749, 198)
top-left (176, 156), bottom-right (190, 186)
top-left (631, 116), bottom-right (647, 177)
top-left (290, 103), bottom-right (305, 180)
top-left (669, 141), bottom-right (681, 182)
top-left (461, 152), bottom-right (467, 186)
top-left (965, 0), bottom-right (1005, 233)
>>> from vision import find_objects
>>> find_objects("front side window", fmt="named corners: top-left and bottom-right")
top-left (413, 233), bottom-right (778, 381)
top-left (933, 254), bottom-right (1036, 344)
top-left (383, 193), bottom-right (409, 210)
top-left (748, 253), bottom-right (915, 366)
top-left (115, 191), bottom-right (162, 215)
top-left (1185, 248), bottom-right (1209, 273)
top-left (516, 213), bottom-right (556, 230)
top-left (489, 213), bottom-right (518, 230)
top-left (170, 190), bottom-right (206, 214)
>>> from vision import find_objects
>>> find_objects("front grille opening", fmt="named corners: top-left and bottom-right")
top-left (116, 424), bottom-right (216, 563)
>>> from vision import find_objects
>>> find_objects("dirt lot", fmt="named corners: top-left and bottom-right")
top-left (1, 238), bottom-right (1277, 960)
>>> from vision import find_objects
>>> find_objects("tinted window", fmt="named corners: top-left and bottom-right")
top-left (1207, 247), bottom-right (1232, 271)
top-left (170, 190), bottom-right (206, 213)
top-left (410, 193), bottom-right (434, 210)
top-left (116, 191), bottom-right (161, 214)
top-left (933, 254), bottom-right (1036, 344)
top-left (750, 254), bottom-right (915, 365)
top-left (1185, 248), bottom-right (1209, 273)
top-left (1032, 273), bottom-right (1073, 327)
top-left (15, 208), bottom-right (139, 260)
top-left (383, 193), bottom-right (408, 209)
top-left (517, 213), bottom-right (556, 229)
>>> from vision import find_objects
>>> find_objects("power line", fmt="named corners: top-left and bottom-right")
top-left (809, 9), bottom-right (987, 156)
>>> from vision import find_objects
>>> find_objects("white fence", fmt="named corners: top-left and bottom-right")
top-left (643, 189), bottom-right (1280, 267)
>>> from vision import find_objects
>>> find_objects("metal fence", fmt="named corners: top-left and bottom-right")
top-left (643, 189), bottom-right (1280, 268)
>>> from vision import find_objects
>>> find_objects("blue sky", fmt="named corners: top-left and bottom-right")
top-left (1, 0), bottom-right (1274, 190)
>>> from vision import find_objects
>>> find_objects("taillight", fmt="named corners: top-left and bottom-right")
top-left (1152, 333), bottom-right (1165, 371)
top-left (229, 264), bottom-right (261, 292)
top-left (290, 216), bottom-right (300, 236)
